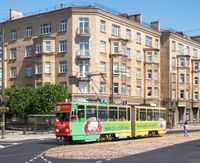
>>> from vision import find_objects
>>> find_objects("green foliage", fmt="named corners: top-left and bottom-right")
top-left (5, 84), bottom-right (69, 118)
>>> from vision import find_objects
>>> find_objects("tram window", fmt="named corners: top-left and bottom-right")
top-left (86, 106), bottom-right (97, 119)
top-left (98, 106), bottom-right (108, 121)
top-left (71, 110), bottom-right (77, 122)
top-left (109, 107), bottom-right (118, 121)
top-left (147, 109), bottom-right (153, 121)
top-left (119, 107), bottom-right (126, 121)
top-left (78, 110), bottom-right (85, 119)
top-left (154, 109), bottom-right (159, 121)
top-left (160, 110), bottom-right (166, 120)
top-left (56, 112), bottom-right (70, 122)
top-left (140, 109), bottom-right (146, 121)
top-left (128, 107), bottom-right (130, 121)
top-left (136, 108), bottom-right (139, 121)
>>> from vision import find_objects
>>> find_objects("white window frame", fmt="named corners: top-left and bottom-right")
top-left (10, 67), bottom-right (17, 78)
top-left (136, 86), bottom-right (141, 97)
top-left (25, 46), bottom-right (32, 57)
top-left (113, 62), bottom-right (119, 74)
top-left (35, 42), bottom-right (41, 54)
top-left (100, 62), bottom-right (106, 74)
top-left (100, 82), bottom-right (106, 93)
top-left (25, 66), bottom-right (32, 77)
top-left (59, 20), bottom-right (67, 32)
top-left (26, 27), bottom-right (32, 38)
top-left (45, 62), bottom-right (51, 74)
top-left (78, 60), bottom-right (89, 77)
top-left (136, 32), bottom-right (141, 43)
top-left (40, 23), bottom-right (51, 35)
top-left (79, 81), bottom-right (89, 93)
top-left (136, 68), bottom-right (141, 79)
top-left (121, 83), bottom-right (126, 95)
top-left (145, 36), bottom-right (152, 47)
top-left (147, 87), bottom-right (152, 97)
top-left (126, 48), bottom-right (131, 58)
top-left (100, 20), bottom-right (106, 32)
top-left (10, 30), bottom-right (17, 40)
top-left (59, 61), bottom-right (67, 73)
top-left (136, 50), bottom-right (142, 61)
top-left (10, 48), bottom-right (17, 60)
top-left (113, 42), bottom-right (119, 53)
top-left (126, 85), bottom-right (131, 96)
top-left (44, 40), bottom-right (52, 53)
top-left (147, 69), bottom-right (152, 79)
top-left (113, 83), bottom-right (119, 94)
top-left (126, 29), bottom-right (131, 40)
top-left (36, 63), bottom-right (42, 75)
top-left (100, 40), bottom-right (106, 53)
top-left (112, 24), bottom-right (120, 37)
top-left (59, 40), bottom-right (67, 52)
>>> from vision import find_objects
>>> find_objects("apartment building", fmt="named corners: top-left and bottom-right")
top-left (0, 4), bottom-right (161, 106)
top-left (161, 31), bottom-right (200, 127)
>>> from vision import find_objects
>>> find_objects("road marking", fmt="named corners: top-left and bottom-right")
top-left (106, 159), bottom-right (111, 161)
top-left (96, 161), bottom-right (103, 163)
top-left (0, 145), bottom-right (5, 148)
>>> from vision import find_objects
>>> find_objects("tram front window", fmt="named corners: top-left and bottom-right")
top-left (56, 112), bottom-right (70, 122)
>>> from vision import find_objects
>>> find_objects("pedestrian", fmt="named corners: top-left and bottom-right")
top-left (183, 121), bottom-right (189, 136)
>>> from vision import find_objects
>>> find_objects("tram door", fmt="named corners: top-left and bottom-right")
top-left (131, 107), bottom-right (136, 137)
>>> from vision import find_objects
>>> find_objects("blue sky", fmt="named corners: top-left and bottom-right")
top-left (1, 0), bottom-right (200, 36)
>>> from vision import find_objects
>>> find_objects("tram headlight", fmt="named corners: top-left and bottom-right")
top-left (66, 128), bottom-right (70, 133)
top-left (56, 129), bottom-right (59, 132)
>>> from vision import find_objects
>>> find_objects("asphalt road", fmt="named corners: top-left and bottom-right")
top-left (0, 139), bottom-right (200, 163)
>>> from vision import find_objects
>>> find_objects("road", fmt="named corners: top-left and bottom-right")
top-left (0, 139), bottom-right (200, 163)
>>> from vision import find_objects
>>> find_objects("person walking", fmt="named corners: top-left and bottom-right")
top-left (184, 121), bottom-right (189, 136)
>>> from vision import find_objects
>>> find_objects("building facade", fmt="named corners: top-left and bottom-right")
top-left (0, 5), bottom-right (161, 106)
top-left (161, 31), bottom-right (200, 127)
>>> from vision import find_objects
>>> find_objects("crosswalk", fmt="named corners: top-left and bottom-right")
top-left (0, 142), bottom-right (18, 149)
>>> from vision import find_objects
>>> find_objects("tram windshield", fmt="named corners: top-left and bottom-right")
top-left (56, 112), bottom-right (70, 122)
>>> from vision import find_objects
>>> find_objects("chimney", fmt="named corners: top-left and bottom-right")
top-left (10, 9), bottom-right (23, 20)
top-left (150, 21), bottom-right (160, 31)
top-left (118, 13), bottom-right (129, 19)
top-left (129, 14), bottom-right (142, 24)
top-left (60, 3), bottom-right (65, 9)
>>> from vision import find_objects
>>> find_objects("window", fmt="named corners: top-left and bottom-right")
top-left (119, 107), bottom-right (127, 121)
top-left (10, 48), bottom-right (17, 59)
top-left (136, 68), bottom-right (141, 79)
top-left (186, 74), bottom-right (189, 83)
top-left (136, 32), bottom-right (141, 43)
top-left (25, 46), bottom-right (32, 57)
top-left (194, 62), bottom-right (199, 71)
top-left (79, 18), bottom-right (89, 34)
top-left (194, 92), bottom-right (199, 100)
top-left (100, 20), bottom-right (106, 32)
top-left (59, 40), bottom-right (67, 52)
top-left (172, 90), bottom-right (176, 99)
top-left (145, 36), bottom-right (152, 47)
top-left (79, 81), bottom-right (88, 93)
top-left (113, 62), bottom-right (119, 74)
top-left (180, 90), bottom-right (184, 98)
top-left (146, 51), bottom-right (152, 62)
top-left (112, 24), bottom-right (120, 37)
top-left (154, 70), bottom-right (158, 80)
top-left (100, 62), bottom-right (106, 74)
top-left (100, 41), bottom-right (106, 53)
top-left (0, 47), bottom-right (2, 60)
top-left (126, 67), bottom-right (131, 78)
top-left (59, 20), bottom-right (67, 32)
top-left (155, 39), bottom-right (159, 49)
top-left (154, 87), bottom-right (158, 97)
top-left (140, 109), bottom-right (146, 121)
top-left (25, 66), bottom-right (32, 77)
top-left (79, 60), bottom-right (89, 77)
top-left (26, 27), bottom-right (32, 38)
top-left (147, 87), bottom-right (152, 97)
top-left (180, 57), bottom-right (185, 67)
top-left (45, 62), bottom-right (51, 74)
top-left (136, 50), bottom-right (142, 61)
top-left (59, 61), bottom-right (67, 73)
top-left (193, 49), bottom-right (198, 58)
top-left (35, 42), bottom-right (41, 54)
top-left (80, 40), bottom-right (89, 56)
top-left (98, 106), bottom-right (108, 121)
top-left (180, 74), bottom-right (185, 83)
top-left (185, 90), bottom-right (189, 99)
top-left (194, 77), bottom-right (198, 84)
top-left (109, 107), bottom-right (118, 121)
top-left (36, 63), bottom-right (42, 74)
top-left (44, 40), bottom-right (52, 53)
top-left (10, 30), bottom-right (17, 40)
top-left (126, 86), bottom-right (131, 96)
top-left (113, 42), bottom-right (119, 53)
top-left (172, 41), bottom-right (176, 51)
top-left (147, 69), bottom-right (152, 79)
top-left (10, 67), bottom-right (17, 78)
top-left (126, 48), bottom-right (131, 58)
top-left (113, 83), bottom-right (119, 94)
top-left (154, 52), bottom-right (158, 63)
top-left (121, 84), bottom-right (126, 95)
top-left (136, 86), bottom-right (141, 96)
top-left (172, 73), bottom-right (176, 82)
top-left (186, 46), bottom-right (190, 55)
top-left (126, 29), bottom-right (131, 40)
top-left (172, 57), bottom-right (176, 67)
top-left (100, 82), bottom-right (106, 93)
top-left (121, 63), bottom-right (126, 75)
top-left (40, 23), bottom-right (51, 35)
top-left (178, 43), bottom-right (184, 54)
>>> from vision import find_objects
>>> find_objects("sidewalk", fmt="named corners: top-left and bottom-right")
top-left (167, 125), bottom-right (200, 134)
top-left (0, 130), bottom-right (55, 142)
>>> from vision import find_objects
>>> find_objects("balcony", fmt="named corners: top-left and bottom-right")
top-left (111, 50), bottom-right (127, 57)
top-left (76, 28), bottom-right (91, 37)
top-left (76, 73), bottom-right (90, 81)
top-left (76, 50), bottom-right (91, 59)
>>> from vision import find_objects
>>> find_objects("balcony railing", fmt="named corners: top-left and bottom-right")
top-left (76, 28), bottom-right (91, 37)
top-left (77, 72), bottom-right (89, 80)
top-left (76, 50), bottom-right (91, 59)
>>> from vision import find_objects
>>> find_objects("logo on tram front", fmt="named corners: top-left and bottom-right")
top-left (84, 117), bottom-right (102, 135)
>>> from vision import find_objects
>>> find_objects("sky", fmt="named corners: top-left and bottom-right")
top-left (0, 0), bottom-right (200, 36)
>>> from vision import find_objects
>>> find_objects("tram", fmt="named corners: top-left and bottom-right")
top-left (54, 102), bottom-right (166, 142)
